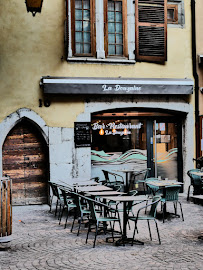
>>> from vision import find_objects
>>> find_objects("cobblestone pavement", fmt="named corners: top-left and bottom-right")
top-left (0, 196), bottom-right (203, 270)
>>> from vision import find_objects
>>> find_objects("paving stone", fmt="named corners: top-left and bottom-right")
top-left (0, 197), bottom-right (203, 270)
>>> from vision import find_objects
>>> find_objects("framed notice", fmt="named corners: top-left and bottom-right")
top-left (74, 122), bottom-right (91, 147)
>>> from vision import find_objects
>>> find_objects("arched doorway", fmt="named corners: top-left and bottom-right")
top-left (2, 119), bottom-right (49, 205)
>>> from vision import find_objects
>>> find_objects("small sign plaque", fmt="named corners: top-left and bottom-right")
top-left (74, 122), bottom-right (91, 147)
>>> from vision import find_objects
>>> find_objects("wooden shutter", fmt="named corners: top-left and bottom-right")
top-left (135, 0), bottom-right (167, 62)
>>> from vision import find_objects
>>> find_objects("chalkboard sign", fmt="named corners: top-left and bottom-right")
top-left (74, 122), bottom-right (91, 147)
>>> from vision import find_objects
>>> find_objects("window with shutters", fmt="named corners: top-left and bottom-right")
top-left (135, 0), bottom-right (167, 63)
top-left (104, 0), bottom-right (128, 58)
top-left (65, 0), bottom-right (176, 63)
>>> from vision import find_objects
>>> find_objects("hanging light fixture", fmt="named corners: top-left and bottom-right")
top-left (112, 127), bottom-right (116, 133)
top-left (99, 128), bottom-right (104, 135)
top-left (25, 0), bottom-right (43, 17)
top-left (123, 127), bottom-right (128, 135)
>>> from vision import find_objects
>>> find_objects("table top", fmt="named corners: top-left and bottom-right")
top-left (147, 180), bottom-right (183, 187)
top-left (191, 171), bottom-right (203, 176)
top-left (114, 169), bottom-right (141, 173)
top-left (73, 181), bottom-right (99, 186)
top-left (102, 195), bottom-right (147, 202)
top-left (86, 191), bottom-right (125, 196)
top-left (76, 185), bottom-right (113, 192)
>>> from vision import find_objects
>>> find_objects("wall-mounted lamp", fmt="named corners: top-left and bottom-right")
top-left (25, 0), bottom-right (43, 17)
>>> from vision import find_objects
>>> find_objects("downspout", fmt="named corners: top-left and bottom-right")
top-left (191, 0), bottom-right (200, 160)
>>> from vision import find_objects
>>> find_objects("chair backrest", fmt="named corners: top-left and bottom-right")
top-left (187, 169), bottom-right (202, 186)
top-left (87, 199), bottom-right (97, 222)
top-left (148, 195), bottom-right (161, 218)
top-left (102, 170), bottom-right (123, 184)
top-left (146, 180), bottom-right (161, 195)
top-left (49, 182), bottom-right (61, 199)
top-left (102, 170), bottom-right (110, 181)
top-left (164, 185), bottom-right (181, 202)
top-left (128, 189), bottom-right (138, 196)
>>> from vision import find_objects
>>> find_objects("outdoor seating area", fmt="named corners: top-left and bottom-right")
top-left (1, 171), bottom-right (203, 270)
top-left (46, 169), bottom-right (190, 248)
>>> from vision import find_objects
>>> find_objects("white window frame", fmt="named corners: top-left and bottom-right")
top-left (67, 0), bottom-right (135, 63)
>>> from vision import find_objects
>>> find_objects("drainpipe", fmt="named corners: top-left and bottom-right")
top-left (191, 0), bottom-right (200, 160)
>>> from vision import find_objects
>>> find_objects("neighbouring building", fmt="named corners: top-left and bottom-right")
top-left (195, 0), bottom-right (203, 160)
top-left (0, 0), bottom-right (195, 205)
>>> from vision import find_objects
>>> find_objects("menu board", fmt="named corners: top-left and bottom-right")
top-left (74, 122), bottom-right (91, 147)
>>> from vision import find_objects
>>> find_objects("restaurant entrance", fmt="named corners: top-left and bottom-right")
top-left (91, 109), bottom-right (183, 186)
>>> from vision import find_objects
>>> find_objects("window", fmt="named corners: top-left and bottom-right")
top-left (71, 0), bottom-right (95, 56)
top-left (167, 4), bottom-right (178, 24)
top-left (104, 0), bottom-right (128, 57)
top-left (66, 0), bottom-right (170, 63)
top-left (167, 1), bottom-right (185, 27)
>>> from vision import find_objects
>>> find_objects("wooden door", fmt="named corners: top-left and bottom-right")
top-left (2, 120), bottom-right (49, 205)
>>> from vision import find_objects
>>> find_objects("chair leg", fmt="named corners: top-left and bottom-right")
top-left (109, 221), bottom-right (114, 242)
top-left (59, 206), bottom-right (65, 225)
top-left (162, 202), bottom-right (165, 223)
top-left (178, 201), bottom-right (184, 221)
top-left (55, 199), bottom-right (59, 216)
top-left (71, 214), bottom-right (76, 232)
top-left (131, 220), bottom-right (138, 246)
top-left (77, 218), bottom-right (82, 236)
top-left (147, 220), bottom-right (152, 241)
top-left (64, 207), bottom-right (70, 229)
top-left (86, 222), bottom-right (91, 244)
top-left (173, 202), bottom-right (177, 216)
top-left (154, 220), bottom-right (161, 244)
top-left (93, 222), bottom-right (99, 248)
top-left (187, 185), bottom-right (191, 201)
top-left (49, 195), bottom-right (53, 212)
top-left (58, 203), bottom-right (62, 220)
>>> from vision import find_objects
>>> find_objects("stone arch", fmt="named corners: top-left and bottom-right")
top-left (0, 108), bottom-right (49, 176)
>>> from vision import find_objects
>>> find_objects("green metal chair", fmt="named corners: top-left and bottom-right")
top-left (70, 192), bottom-right (91, 236)
top-left (48, 182), bottom-right (64, 217)
top-left (160, 185), bottom-right (184, 223)
top-left (102, 170), bottom-right (124, 188)
top-left (59, 189), bottom-right (77, 228)
top-left (146, 179), bottom-right (163, 196)
top-left (129, 195), bottom-right (162, 245)
top-left (187, 169), bottom-right (203, 201)
top-left (86, 198), bottom-right (122, 248)
top-left (130, 168), bottom-right (151, 194)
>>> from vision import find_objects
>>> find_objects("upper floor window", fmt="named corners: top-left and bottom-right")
top-left (104, 0), bottom-right (128, 57)
top-left (71, 0), bottom-right (95, 56)
top-left (167, 0), bottom-right (185, 27)
top-left (65, 0), bottom-right (184, 63)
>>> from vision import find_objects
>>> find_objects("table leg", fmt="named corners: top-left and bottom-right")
top-left (115, 201), bottom-right (144, 246)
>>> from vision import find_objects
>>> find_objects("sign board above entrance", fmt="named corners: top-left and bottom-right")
top-left (41, 77), bottom-right (194, 95)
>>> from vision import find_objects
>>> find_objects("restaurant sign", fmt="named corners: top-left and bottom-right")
top-left (41, 77), bottom-right (194, 95)
top-left (92, 122), bottom-right (143, 136)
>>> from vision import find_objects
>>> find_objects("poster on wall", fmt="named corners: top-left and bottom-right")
top-left (74, 122), bottom-right (91, 147)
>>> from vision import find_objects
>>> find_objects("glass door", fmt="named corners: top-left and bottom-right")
top-left (153, 120), bottom-right (180, 181)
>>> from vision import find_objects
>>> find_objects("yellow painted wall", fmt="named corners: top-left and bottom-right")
top-left (0, 0), bottom-right (193, 128)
